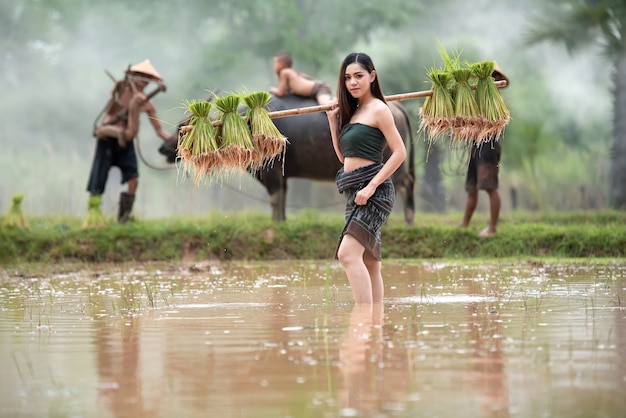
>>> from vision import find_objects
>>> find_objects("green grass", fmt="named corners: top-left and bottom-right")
top-left (0, 210), bottom-right (625, 265)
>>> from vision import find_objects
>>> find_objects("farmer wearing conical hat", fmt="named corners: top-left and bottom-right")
top-left (87, 59), bottom-right (170, 223)
top-left (460, 65), bottom-right (510, 237)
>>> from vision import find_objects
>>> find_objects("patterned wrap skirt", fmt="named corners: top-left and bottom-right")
top-left (335, 163), bottom-right (395, 261)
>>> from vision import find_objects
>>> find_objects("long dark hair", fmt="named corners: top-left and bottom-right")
top-left (336, 52), bottom-right (386, 131)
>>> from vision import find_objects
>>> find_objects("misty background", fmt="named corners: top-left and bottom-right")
top-left (0, 0), bottom-right (613, 219)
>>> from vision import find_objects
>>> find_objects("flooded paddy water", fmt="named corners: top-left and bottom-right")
top-left (1, 259), bottom-right (624, 418)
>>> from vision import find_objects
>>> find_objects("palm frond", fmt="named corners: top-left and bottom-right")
top-left (524, 1), bottom-right (624, 57)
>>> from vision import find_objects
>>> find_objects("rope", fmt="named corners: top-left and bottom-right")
top-left (134, 135), bottom-right (176, 171)
top-left (219, 182), bottom-right (344, 210)
top-left (135, 137), bottom-right (342, 210)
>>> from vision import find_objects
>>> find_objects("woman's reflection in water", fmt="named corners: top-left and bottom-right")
top-left (96, 317), bottom-right (155, 418)
top-left (339, 303), bottom-right (412, 417)
top-left (467, 279), bottom-right (510, 418)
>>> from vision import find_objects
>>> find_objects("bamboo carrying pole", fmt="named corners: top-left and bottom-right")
top-left (270, 80), bottom-right (507, 119)
top-left (179, 79), bottom-right (508, 133)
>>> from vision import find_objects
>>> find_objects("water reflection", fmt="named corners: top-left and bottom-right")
top-left (96, 317), bottom-right (154, 418)
top-left (0, 260), bottom-right (624, 418)
top-left (466, 280), bottom-right (509, 418)
top-left (339, 303), bottom-right (383, 415)
top-left (339, 303), bottom-right (414, 417)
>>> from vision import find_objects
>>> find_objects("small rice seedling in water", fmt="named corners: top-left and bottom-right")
top-left (82, 195), bottom-right (107, 229)
top-left (2, 194), bottom-right (28, 229)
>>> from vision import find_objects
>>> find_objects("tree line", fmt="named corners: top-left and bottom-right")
top-left (1, 0), bottom-right (623, 215)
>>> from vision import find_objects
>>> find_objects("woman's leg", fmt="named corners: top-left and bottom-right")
top-left (364, 258), bottom-right (384, 303)
top-left (337, 235), bottom-right (373, 303)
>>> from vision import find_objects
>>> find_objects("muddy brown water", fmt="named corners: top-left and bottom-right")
top-left (1, 260), bottom-right (624, 418)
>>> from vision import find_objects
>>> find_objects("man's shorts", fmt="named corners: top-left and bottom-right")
top-left (465, 140), bottom-right (501, 194)
top-left (86, 137), bottom-right (139, 195)
top-left (311, 81), bottom-right (332, 99)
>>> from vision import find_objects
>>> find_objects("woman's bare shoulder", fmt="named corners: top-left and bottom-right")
top-left (371, 99), bottom-right (394, 122)
top-left (375, 98), bottom-right (392, 109)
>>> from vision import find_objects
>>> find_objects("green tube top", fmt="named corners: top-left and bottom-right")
top-left (339, 123), bottom-right (385, 164)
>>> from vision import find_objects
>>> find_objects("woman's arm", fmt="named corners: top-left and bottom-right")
top-left (326, 103), bottom-right (344, 163)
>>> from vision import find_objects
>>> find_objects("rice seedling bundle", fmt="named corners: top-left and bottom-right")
top-left (2, 194), bottom-right (28, 229)
top-left (178, 100), bottom-right (224, 184)
top-left (471, 60), bottom-right (510, 143)
top-left (419, 42), bottom-right (511, 148)
top-left (214, 93), bottom-right (255, 172)
top-left (450, 67), bottom-right (481, 145)
top-left (243, 91), bottom-right (288, 172)
top-left (419, 69), bottom-right (455, 141)
top-left (82, 195), bottom-right (107, 229)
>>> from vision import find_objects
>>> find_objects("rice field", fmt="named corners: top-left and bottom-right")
top-left (0, 259), bottom-right (624, 418)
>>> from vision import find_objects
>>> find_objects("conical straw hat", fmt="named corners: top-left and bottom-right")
top-left (492, 64), bottom-right (509, 87)
top-left (129, 59), bottom-right (162, 80)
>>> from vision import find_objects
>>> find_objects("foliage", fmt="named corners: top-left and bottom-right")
top-left (523, 0), bottom-right (626, 208)
top-left (203, 0), bottom-right (421, 72)
top-left (0, 0), bottom-right (618, 217)
top-left (1, 211), bottom-right (625, 265)
top-left (524, 0), bottom-right (626, 57)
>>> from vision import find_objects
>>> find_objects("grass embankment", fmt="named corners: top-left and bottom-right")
top-left (1, 210), bottom-right (625, 265)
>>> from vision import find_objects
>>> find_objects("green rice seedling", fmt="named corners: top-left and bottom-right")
top-left (82, 195), bottom-right (107, 229)
top-left (419, 283), bottom-right (431, 302)
top-left (324, 263), bottom-right (331, 309)
top-left (243, 91), bottom-right (288, 173)
top-left (178, 99), bottom-right (221, 185)
top-left (451, 67), bottom-right (481, 145)
top-left (11, 351), bottom-right (35, 387)
top-left (418, 68), bottom-right (455, 141)
top-left (323, 312), bottom-right (332, 391)
top-left (214, 93), bottom-right (255, 173)
top-left (470, 60), bottom-right (510, 143)
top-left (144, 280), bottom-right (155, 309)
top-left (436, 38), bottom-right (462, 73)
top-left (2, 194), bottom-right (28, 229)
top-left (161, 291), bottom-right (170, 307)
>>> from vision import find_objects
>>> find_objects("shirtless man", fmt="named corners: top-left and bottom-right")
top-left (269, 51), bottom-right (332, 105)
top-left (460, 65), bottom-right (510, 237)
top-left (87, 59), bottom-right (170, 223)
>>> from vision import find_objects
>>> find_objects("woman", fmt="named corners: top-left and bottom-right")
top-left (326, 52), bottom-right (407, 304)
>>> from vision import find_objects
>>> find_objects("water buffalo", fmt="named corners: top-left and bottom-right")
top-left (160, 94), bottom-right (415, 225)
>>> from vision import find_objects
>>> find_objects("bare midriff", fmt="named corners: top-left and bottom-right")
top-left (343, 156), bottom-right (377, 173)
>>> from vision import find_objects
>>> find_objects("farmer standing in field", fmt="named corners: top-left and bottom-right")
top-left (460, 65), bottom-right (510, 237)
top-left (87, 59), bottom-right (170, 223)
